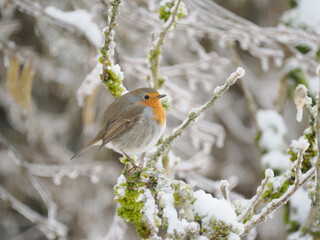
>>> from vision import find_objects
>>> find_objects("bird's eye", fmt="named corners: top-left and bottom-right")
top-left (144, 95), bottom-right (150, 100)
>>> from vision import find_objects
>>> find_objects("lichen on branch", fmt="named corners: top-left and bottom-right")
top-left (99, 0), bottom-right (126, 98)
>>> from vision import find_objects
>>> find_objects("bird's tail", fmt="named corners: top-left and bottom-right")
top-left (71, 134), bottom-right (101, 160)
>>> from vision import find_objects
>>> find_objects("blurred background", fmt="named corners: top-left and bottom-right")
top-left (0, 0), bottom-right (319, 239)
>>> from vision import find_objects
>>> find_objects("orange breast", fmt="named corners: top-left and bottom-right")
top-left (137, 95), bottom-right (166, 126)
top-left (151, 100), bottom-right (166, 127)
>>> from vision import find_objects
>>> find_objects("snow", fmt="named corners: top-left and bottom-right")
top-left (193, 190), bottom-right (244, 235)
top-left (291, 136), bottom-right (310, 153)
top-left (114, 175), bottom-right (126, 198)
top-left (138, 188), bottom-right (159, 234)
top-left (199, 236), bottom-right (209, 240)
top-left (227, 67), bottom-right (245, 85)
top-left (290, 188), bottom-right (311, 225)
top-left (288, 231), bottom-right (313, 240)
top-left (45, 7), bottom-right (103, 47)
top-left (159, 192), bottom-right (189, 236)
top-left (283, 58), bottom-right (300, 74)
top-left (261, 151), bottom-right (291, 172)
top-left (256, 110), bottom-right (287, 151)
top-left (268, 174), bottom-right (290, 191)
top-left (306, 76), bottom-right (319, 98)
top-left (107, 64), bottom-right (124, 81)
top-left (317, 64), bottom-right (320, 75)
top-left (265, 168), bottom-right (274, 178)
top-left (236, 67), bottom-right (245, 78)
top-left (282, 0), bottom-right (320, 33)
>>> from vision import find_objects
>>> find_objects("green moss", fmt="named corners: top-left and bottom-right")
top-left (306, 230), bottom-right (320, 238)
top-left (158, 1), bottom-right (188, 22)
top-left (173, 191), bottom-right (183, 207)
top-left (317, 47), bottom-right (320, 61)
top-left (147, 48), bottom-right (162, 64)
top-left (288, 125), bottom-right (317, 174)
top-left (114, 170), bottom-right (158, 239)
top-left (254, 131), bottom-right (261, 144)
top-left (158, 77), bottom-right (166, 88)
top-left (161, 96), bottom-right (171, 111)
top-left (263, 178), bottom-right (292, 201)
top-left (302, 126), bottom-right (317, 173)
top-left (172, 181), bottom-right (194, 208)
top-left (159, 2), bottom-right (174, 22)
top-left (286, 68), bottom-right (308, 99)
top-left (295, 45), bottom-right (311, 54)
top-left (210, 220), bottom-right (230, 240)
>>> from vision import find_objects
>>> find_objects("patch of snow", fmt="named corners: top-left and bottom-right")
top-left (256, 110), bottom-right (287, 151)
top-left (193, 190), bottom-right (244, 235)
top-left (282, 0), bottom-right (320, 34)
top-left (291, 136), bottom-right (310, 153)
top-left (261, 150), bottom-right (291, 172)
top-left (290, 188), bottom-right (311, 225)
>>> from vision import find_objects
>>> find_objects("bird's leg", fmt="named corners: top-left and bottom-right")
top-left (123, 152), bottom-right (138, 172)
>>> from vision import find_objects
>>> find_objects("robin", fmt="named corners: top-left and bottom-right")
top-left (71, 88), bottom-right (166, 170)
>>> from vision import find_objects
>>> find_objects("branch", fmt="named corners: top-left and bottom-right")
top-left (243, 163), bottom-right (315, 234)
top-left (313, 65), bottom-right (320, 230)
top-left (99, 0), bottom-right (126, 98)
top-left (147, 0), bottom-right (184, 89)
top-left (12, 0), bottom-right (96, 47)
top-left (238, 169), bottom-right (274, 223)
top-left (146, 67), bottom-right (245, 167)
top-left (0, 185), bottom-right (68, 239)
top-left (220, 180), bottom-right (230, 202)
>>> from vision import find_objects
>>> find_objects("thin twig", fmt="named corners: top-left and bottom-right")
top-left (148, 0), bottom-right (183, 89)
top-left (314, 65), bottom-right (320, 229)
top-left (228, 44), bottom-right (259, 129)
top-left (238, 169), bottom-right (273, 223)
top-left (146, 67), bottom-right (245, 167)
top-left (243, 166), bottom-right (315, 234)
top-left (0, 185), bottom-right (68, 239)
top-left (220, 180), bottom-right (230, 202)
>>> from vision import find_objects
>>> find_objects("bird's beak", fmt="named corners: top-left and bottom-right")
top-left (157, 94), bottom-right (166, 99)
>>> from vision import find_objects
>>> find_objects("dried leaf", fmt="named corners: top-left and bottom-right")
top-left (6, 55), bottom-right (20, 102)
top-left (19, 59), bottom-right (35, 111)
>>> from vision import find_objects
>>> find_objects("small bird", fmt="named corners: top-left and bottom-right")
top-left (71, 88), bottom-right (166, 170)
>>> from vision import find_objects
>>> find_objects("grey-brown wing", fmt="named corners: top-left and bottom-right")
top-left (98, 104), bottom-right (145, 150)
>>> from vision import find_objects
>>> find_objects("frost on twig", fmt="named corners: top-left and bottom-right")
top-left (311, 64), bottom-right (320, 231)
top-left (243, 167), bottom-right (315, 234)
top-left (294, 84), bottom-right (312, 122)
top-left (147, 0), bottom-right (187, 89)
top-left (238, 169), bottom-right (273, 223)
top-left (145, 67), bottom-right (245, 168)
top-left (241, 132), bottom-right (316, 234)
top-left (99, 0), bottom-right (126, 98)
top-left (114, 168), bottom-right (244, 239)
top-left (220, 180), bottom-right (230, 202)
